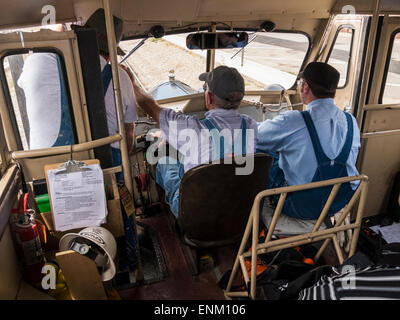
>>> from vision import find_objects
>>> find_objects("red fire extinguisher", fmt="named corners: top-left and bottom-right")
top-left (12, 208), bottom-right (45, 286)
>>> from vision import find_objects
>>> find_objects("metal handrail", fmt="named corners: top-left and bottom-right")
top-left (11, 134), bottom-right (122, 160)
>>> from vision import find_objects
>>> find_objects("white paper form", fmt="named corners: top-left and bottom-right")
top-left (370, 223), bottom-right (400, 244)
top-left (47, 164), bottom-right (108, 231)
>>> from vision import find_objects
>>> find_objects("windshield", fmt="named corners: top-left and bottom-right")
top-left (119, 31), bottom-right (310, 100)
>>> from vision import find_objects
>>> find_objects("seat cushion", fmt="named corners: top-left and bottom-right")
top-left (260, 201), bottom-right (327, 236)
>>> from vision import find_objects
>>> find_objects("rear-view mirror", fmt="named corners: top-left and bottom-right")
top-left (186, 32), bottom-right (249, 50)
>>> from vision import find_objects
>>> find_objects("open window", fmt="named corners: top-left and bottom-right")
top-left (317, 15), bottom-right (367, 111)
top-left (326, 26), bottom-right (355, 88)
top-left (2, 51), bottom-right (76, 151)
top-left (381, 31), bottom-right (400, 104)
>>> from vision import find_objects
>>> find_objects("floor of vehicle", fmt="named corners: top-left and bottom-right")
top-left (117, 209), bottom-right (234, 300)
top-left (116, 206), bottom-right (341, 300)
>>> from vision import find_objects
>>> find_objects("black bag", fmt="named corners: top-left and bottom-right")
top-left (357, 223), bottom-right (387, 263)
top-left (218, 244), bottom-right (326, 297)
top-left (337, 251), bottom-right (373, 272)
top-left (386, 171), bottom-right (400, 221)
top-left (358, 218), bottom-right (400, 266)
top-left (260, 262), bottom-right (333, 300)
top-left (378, 243), bottom-right (400, 266)
top-left (256, 244), bottom-right (330, 300)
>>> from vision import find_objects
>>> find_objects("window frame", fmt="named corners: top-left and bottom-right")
top-left (269, 29), bottom-right (312, 91)
top-left (379, 28), bottom-right (400, 104)
top-left (326, 24), bottom-right (355, 89)
top-left (0, 48), bottom-right (77, 151)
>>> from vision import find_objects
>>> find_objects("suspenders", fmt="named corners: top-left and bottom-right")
top-left (280, 110), bottom-right (355, 220)
top-left (300, 110), bottom-right (354, 169)
top-left (101, 63), bottom-right (113, 96)
top-left (201, 117), bottom-right (247, 160)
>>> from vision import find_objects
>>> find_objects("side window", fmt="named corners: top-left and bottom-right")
top-left (327, 27), bottom-right (354, 88)
top-left (382, 32), bottom-right (400, 104)
top-left (3, 52), bottom-right (75, 150)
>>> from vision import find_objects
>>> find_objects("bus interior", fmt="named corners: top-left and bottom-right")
top-left (0, 0), bottom-right (399, 301)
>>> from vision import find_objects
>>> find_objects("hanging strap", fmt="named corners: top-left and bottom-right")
top-left (102, 63), bottom-right (113, 96)
top-left (301, 111), bottom-right (354, 165)
top-left (201, 117), bottom-right (247, 159)
top-left (237, 117), bottom-right (247, 156)
top-left (300, 111), bottom-right (329, 164)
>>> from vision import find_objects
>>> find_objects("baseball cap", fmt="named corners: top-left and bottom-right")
top-left (199, 66), bottom-right (245, 102)
top-left (71, 8), bottom-right (125, 56)
top-left (299, 62), bottom-right (340, 93)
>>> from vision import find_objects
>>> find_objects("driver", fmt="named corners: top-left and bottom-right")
top-left (256, 62), bottom-right (361, 232)
top-left (132, 66), bottom-right (258, 217)
top-left (218, 33), bottom-right (246, 48)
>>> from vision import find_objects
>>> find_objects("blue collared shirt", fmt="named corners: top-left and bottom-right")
top-left (257, 98), bottom-right (361, 188)
top-left (159, 108), bottom-right (258, 172)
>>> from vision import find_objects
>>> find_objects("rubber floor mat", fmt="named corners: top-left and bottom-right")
top-left (113, 221), bottom-right (168, 290)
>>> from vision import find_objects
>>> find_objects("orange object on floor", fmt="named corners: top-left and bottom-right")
top-left (303, 258), bottom-right (315, 265)
top-left (243, 228), bottom-right (268, 281)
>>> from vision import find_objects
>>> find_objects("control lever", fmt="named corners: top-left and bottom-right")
top-left (136, 133), bottom-right (148, 144)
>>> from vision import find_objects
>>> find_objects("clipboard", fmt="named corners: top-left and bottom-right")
top-left (44, 159), bottom-right (99, 180)
top-left (44, 159), bottom-right (102, 231)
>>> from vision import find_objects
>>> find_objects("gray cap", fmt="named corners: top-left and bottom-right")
top-left (199, 66), bottom-right (245, 102)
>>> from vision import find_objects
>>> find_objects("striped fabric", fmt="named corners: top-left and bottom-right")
top-left (298, 265), bottom-right (400, 300)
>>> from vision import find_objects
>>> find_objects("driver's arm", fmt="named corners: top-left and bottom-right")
top-left (132, 81), bottom-right (162, 123)
top-left (124, 122), bottom-right (135, 154)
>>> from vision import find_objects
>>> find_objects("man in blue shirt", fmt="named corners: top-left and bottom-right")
top-left (257, 62), bottom-right (361, 233)
top-left (133, 66), bottom-right (258, 217)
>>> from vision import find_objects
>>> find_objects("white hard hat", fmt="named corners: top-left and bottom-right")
top-left (59, 227), bottom-right (117, 282)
